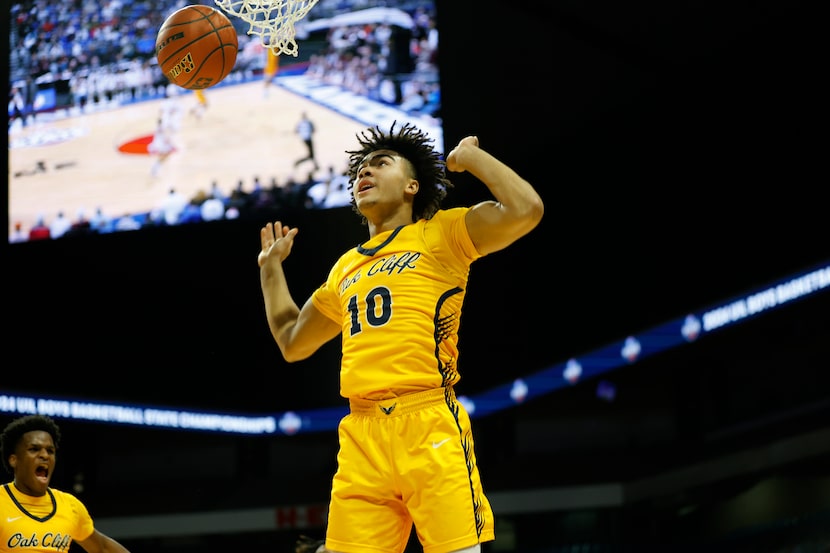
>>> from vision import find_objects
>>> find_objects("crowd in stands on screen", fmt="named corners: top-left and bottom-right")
top-left (10, 222), bottom-right (27, 243)
top-left (322, 175), bottom-right (352, 209)
top-left (11, 0), bottom-right (163, 113)
top-left (27, 216), bottom-right (51, 241)
top-left (9, 0), bottom-right (257, 121)
top-left (209, 181), bottom-right (225, 202)
top-left (398, 85), bottom-right (425, 113)
top-left (10, 0), bottom-right (440, 129)
top-left (150, 188), bottom-right (188, 226)
top-left (306, 167), bottom-right (333, 208)
top-left (115, 213), bottom-right (142, 232)
top-left (253, 182), bottom-right (277, 211)
top-left (90, 207), bottom-right (112, 233)
top-left (48, 211), bottom-right (72, 239)
top-left (271, 176), bottom-right (292, 209)
top-left (306, 166), bottom-right (352, 209)
top-left (178, 191), bottom-right (207, 225)
top-left (13, 207), bottom-right (101, 242)
top-left (225, 180), bottom-right (250, 215)
top-left (200, 194), bottom-right (225, 222)
top-left (301, 6), bottom-right (440, 117)
top-left (64, 208), bottom-right (92, 237)
top-left (9, 167), bottom-right (360, 243)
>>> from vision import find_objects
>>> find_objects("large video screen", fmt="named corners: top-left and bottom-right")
top-left (7, 0), bottom-right (443, 243)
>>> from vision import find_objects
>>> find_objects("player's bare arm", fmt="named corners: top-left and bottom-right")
top-left (282, 297), bottom-right (341, 362)
top-left (259, 221), bottom-right (340, 362)
top-left (447, 136), bottom-right (544, 256)
top-left (77, 529), bottom-right (131, 553)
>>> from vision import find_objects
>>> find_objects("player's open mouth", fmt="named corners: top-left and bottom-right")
top-left (356, 180), bottom-right (374, 194)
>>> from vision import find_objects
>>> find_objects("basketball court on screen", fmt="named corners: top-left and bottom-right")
top-left (8, 79), bottom-right (368, 237)
top-left (8, 0), bottom-right (443, 239)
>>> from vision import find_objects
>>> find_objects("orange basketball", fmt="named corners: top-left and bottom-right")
top-left (156, 5), bottom-right (238, 90)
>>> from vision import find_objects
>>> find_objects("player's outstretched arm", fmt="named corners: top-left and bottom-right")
top-left (447, 136), bottom-right (544, 256)
top-left (258, 221), bottom-right (340, 362)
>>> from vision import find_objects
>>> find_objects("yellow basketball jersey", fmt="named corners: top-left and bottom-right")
top-left (0, 483), bottom-right (94, 551)
top-left (264, 49), bottom-right (279, 78)
top-left (312, 207), bottom-right (481, 400)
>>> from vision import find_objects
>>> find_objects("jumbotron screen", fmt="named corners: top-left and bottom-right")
top-left (7, 0), bottom-right (443, 243)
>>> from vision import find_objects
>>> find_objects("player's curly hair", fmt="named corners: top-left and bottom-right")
top-left (0, 415), bottom-right (61, 474)
top-left (346, 121), bottom-right (452, 223)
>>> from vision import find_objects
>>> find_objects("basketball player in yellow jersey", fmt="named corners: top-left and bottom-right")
top-left (262, 47), bottom-right (279, 97)
top-left (258, 122), bottom-right (544, 553)
top-left (190, 89), bottom-right (208, 119)
top-left (0, 415), bottom-right (131, 553)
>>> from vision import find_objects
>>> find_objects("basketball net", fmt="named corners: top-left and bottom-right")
top-left (214, 0), bottom-right (318, 57)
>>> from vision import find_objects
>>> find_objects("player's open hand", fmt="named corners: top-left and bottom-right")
top-left (446, 135), bottom-right (480, 173)
top-left (258, 221), bottom-right (298, 267)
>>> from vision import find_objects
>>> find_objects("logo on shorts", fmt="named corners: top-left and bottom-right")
top-left (379, 403), bottom-right (397, 415)
top-left (432, 438), bottom-right (451, 449)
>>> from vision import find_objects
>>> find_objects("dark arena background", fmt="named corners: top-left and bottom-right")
top-left (3, 0), bottom-right (829, 551)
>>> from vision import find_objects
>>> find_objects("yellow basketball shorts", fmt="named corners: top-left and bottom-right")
top-left (325, 387), bottom-right (495, 553)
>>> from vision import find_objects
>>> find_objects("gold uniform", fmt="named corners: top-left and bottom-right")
top-left (264, 49), bottom-right (279, 81)
top-left (311, 207), bottom-right (495, 553)
top-left (1, 484), bottom-right (94, 552)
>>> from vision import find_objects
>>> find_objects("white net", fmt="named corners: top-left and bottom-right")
top-left (214, 0), bottom-right (319, 57)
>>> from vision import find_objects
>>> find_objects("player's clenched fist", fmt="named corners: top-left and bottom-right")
top-left (445, 135), bottom-right (480, 173)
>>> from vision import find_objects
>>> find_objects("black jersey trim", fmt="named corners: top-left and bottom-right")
top-left (357, 226), bottom-right (405, 256)
top-left (3, 483), bottom-right (57, 522)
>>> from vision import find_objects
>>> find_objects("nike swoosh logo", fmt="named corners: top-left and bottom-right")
top-left (432, 438), bottom-right (451, 449)
top-left (7, 516), bottom-right (22, 522)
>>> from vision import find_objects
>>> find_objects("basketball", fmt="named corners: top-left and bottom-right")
top-left (156, 5), bottom-right (238, 90)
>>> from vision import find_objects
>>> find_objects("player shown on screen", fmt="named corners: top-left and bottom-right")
top-left (263, 46), bottom-right (280, 98)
